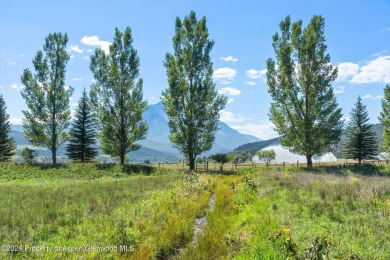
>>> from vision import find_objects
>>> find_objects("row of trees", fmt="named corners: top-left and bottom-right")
top-left (0, 12), bottom-right (388, 169)
top-left (0, 11), bottom-right (226, 170)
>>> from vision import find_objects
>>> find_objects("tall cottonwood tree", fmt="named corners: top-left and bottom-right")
top-left (90, 27), bottom-right (148, 165)
top-left (66, 88), bottom-right (97, 162)
top-left (162, 11), bottom-right (227, 170)
top-left (21, 32), bottom-right (73, 164)
top-left (266, 15), bottom-right (343, 168)
top-left (0, 94), bottom-right (15, 161)
top-left (343, 96), bottom-right (378, 163)
top-left (379, 84), bottom-right (390, 154)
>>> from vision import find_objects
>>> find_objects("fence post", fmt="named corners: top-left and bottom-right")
top-left (206, 161), bottom-right (209, 172)
top-left (297, 160), bottom-right (299, 167)
top-left (283, 162), bottom-right (285, 168)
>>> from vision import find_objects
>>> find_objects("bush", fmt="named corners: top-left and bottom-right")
top-left (21, 147), bottom-right (36, 164)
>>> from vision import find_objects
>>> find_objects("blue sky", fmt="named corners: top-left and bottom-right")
top-left (0, 0), bottom-right (389, 139)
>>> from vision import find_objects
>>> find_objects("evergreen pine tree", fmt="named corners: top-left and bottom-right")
top-left (343, 96), bottom-right (378, 164)
top-left (0, 94), bottom-right (16, 161)
top-left (379, 84), bottom-right (390, 154)
top-left (66, 89), bottom-right (97, 162)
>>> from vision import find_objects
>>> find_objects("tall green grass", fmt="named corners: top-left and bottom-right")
top-left (1, 163), bottom-right (389, 259)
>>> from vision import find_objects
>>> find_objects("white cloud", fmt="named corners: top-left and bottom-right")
top-left (148, 96), bottom-right (160, 104)
top-left (10, 83), bottom-right (23, 89)
top-left (71, 102), bottom-right (78, 107)
top-left (87, 49), bottom-right (93, 53)
top-left (372, 50), bottom-right (388, 57)
top-left (20, 54), bottom-right (24, 58)
top-left (219, 110), bottom-right (246, 123)
top-left (83, 56), bottom-right (90, 60)
top-left (70, 109), bottom-right (76, 119)
top-left (334, 86), bottom-right (345, 94)
top-left (336, 62), bottom-right (359, 82)
top-left (69, 45), bottom-right (83, 53)
top-left (362, 94), bottom-right (383, 100)
top-left (5, 58), bottom-right (16, 65)
top-left (217, 87), bottom-right (241, 96)
top-left (213, 67), bottom-right (237, 81)
top-left (64, 86), bottom-right (70, 91)
top-left (70, 55), bottom-right (75, 59)
top-left (220, 56), bottom-right (238, 62)
top-left (219, 81), bottom-right (232, 85)
top-left (350, 56), bottom-right (390, 84)
top-left (10, 118), bottom-right (23, 125)
top-left (227, 98), bottom-right (234, 104)
top-left (81, 36), bottom-right (111, 54)
top-left (230, 121), bottom-right (277, 140)
top-left (246, 81), bottom-right (256, 86)
top-left (73, 78), bottom-right (82, 81)
top-left (245, 69), bottom-right (266, 79)
top-left (380, 28), bottom-right (390, 32)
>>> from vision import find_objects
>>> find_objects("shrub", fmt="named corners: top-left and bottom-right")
top-left (21, 147), bottom-right (36, 164)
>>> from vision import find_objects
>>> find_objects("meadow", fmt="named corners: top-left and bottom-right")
top-left (0, 163), bottom-right (389, 259)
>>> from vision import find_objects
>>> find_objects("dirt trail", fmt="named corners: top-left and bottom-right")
top-left (191, 192), bottom-right (215, 244)
top-left (170, 192), bottom-right (216, 259)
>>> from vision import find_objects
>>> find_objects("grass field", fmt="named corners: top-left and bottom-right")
top-left (0, 163), bottom-right (389, 259)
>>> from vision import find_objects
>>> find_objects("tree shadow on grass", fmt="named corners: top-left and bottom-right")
top-left (304, 164), bottom-right (390, 177)
top-left (30, 163), bottom-right (67, 170)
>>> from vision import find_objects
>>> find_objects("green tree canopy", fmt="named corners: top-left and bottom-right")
top-left (210, 153), bottom-right (232, 171)
top-left (66, 88), bottom-right (98, 162)
top-left (162, 11), bottom-right (227, 171)
top-left (21, 147), bottom-right (36, 165)
top-left (266, 15), bottom-right (343, 168)
top-left (90, 27), bottom-right (148, 165)
top-left (379, 84), bottom-right (390, 154)
top-left (343, 96), bottom-right (378, 164)
top-left (0, 94), bottom-right (16, 161)
top-left (256, 149), bottom-right (276, 164)
top-left (21, 32), bottom-right (73, 164)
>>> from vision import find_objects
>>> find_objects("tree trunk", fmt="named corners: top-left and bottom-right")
top-left (358, 157), bottom-right (361, 164)
top-left (189, 156), bottom-right (195, 171)
top-left (306, 155), bottom-right (313, 168)
top-left (120, 153), bottom-right (125, 165)
top-left (52, 148), bottom-right (57, 165)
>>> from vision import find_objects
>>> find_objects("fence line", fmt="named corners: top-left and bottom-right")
top-left (154, 159), bottom-right (390, 172)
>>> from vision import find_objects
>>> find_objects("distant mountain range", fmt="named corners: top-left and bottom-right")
top-left (233, 123), bottom-right (384, 158)
top-left (10, 102), bottom-right (260, 162)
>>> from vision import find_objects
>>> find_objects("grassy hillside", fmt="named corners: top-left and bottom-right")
top-left (0, 163), bottom-right (389, 259)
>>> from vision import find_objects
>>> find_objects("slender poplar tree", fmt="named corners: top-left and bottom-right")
top-left (90, 27), bottom-right (148, 165)
top-left (343, 96), bottom-right (378, 164)
top-left (266, 15), bottom-right (343, 168)
top-left (0, 94), bottom-right (16, 161)
top-left (379, 84), bottom-right (390, 154)
top-left (66, 88), bottom-right (97, 162)
top-left (162, 11), bottom-right (227, 171)
top-left (21, 32), bottom-right (73, 164)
